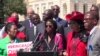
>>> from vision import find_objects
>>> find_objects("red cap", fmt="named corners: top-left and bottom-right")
top-left (70, 11), bottom-right (84, 21)
top-left (66, 11), bottom-right (84, 21)
top-left (66, 14), bottom-right (72, 20)
top-left (7, 17), bottom-right (18, 24)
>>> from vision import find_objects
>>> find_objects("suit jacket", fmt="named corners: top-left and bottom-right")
top-left (23, 19), bottom-right (38, 41)
top-left (0, 35), bottom-right (21, 56)
top-left (54, 17), bottom-right (68, 27)
top-left (36, 22), bottom-right (45, 34)
top-left (87, 26), bottom-right (100, 56)
top-left (23, 19), bottom-right (44, 41)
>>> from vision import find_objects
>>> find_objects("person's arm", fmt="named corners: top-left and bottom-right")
top-left (93, 37), bottom-right (100, 56)
top-left (55, 33), bottom-right (63, 51)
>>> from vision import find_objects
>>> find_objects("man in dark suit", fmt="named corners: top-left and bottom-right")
top-left (23, 13), bottom-right (41, 41)
top-left (51, 5), bottom-right (67, 27)
top-left (51, 5), bottom-right (68, 49)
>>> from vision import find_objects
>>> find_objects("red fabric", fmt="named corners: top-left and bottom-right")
top-left (16, 32), bottom-right (26, 40)
top-left (7, 17), bottom-right (18, 24)
top-left (66, 14), bottom-right (72, 20)
top-left (66, 32), bottom-right (87, 56)
top-left (54, 33), bottom-right (63, 51)
top-left (66, 11), bottom-right (84, 21)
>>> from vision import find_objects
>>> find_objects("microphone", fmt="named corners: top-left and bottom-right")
top-left (31, 33), bottom-right (44, 51)
top-left (44, 39), bottom-right (51, 51)
top-left (32, 33), bottom-right (41, 44)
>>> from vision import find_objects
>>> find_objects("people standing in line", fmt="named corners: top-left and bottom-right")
top-left (66, 11), bottom-right (87, 56)
top-left (84, 11), bottom-right (99, 56)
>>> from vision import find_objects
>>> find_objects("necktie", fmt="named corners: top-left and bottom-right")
top-left (34, 26), bottom-right (37, 36)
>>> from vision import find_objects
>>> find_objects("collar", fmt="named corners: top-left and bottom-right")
top-left (53, 17), bottom-right (61, 22)
top-left (90, 26), bottom-right (98, 35)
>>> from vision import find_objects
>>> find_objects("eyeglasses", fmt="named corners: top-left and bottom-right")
top-left (46, 25), bottom-right (53, 28)
top-left (52, 9), bottom-right (59, 10)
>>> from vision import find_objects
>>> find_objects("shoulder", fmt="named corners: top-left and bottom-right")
top-left (23, 19), bottom-right (30, 25)
top-left (67, 31), bottom-right (73, 36)
top-left (0, 36), bottom-right (10, 44)
top-left (55, 33), bottom-right (63, 36)
top-left (37, 22), bottom-right (44, 26)
top-left (67, 31), bottom-right (73, 40)
top-left (37, 22), bottom-right (45, 28)
top-left (55, 33), bottom-right (62, 39)
top-left (58, 17), bottom-right (68, 27)
top-left (59, 18), bottom-right (67, 23)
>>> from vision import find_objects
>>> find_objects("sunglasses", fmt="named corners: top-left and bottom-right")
top-left (52, 9), bottom-right (59, 10)
top-left (46, 25), bottom-right (53, 28)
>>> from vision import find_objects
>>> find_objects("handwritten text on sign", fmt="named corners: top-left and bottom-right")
top-left (7, 42), bottom-right (32, 56)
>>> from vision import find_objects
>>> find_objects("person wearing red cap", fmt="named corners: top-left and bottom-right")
top-left (0, 16), bottom-right (26, 41)
top-left (66, 11), bottom-right (87, 56)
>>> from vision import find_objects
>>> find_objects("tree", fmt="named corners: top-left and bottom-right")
top-left (0, 0), bottom-right (4, 24)
top-left (3, 0), bottom-right (26, 17)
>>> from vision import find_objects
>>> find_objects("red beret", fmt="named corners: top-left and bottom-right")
top-left (70, 11), bottom-right (84, 21)
top-left (66, 14), bottom-right (72, 20)
top-left (66, 11), bottom-right (84, 21)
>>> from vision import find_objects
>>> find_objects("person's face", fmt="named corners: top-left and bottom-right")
top-left (43, 11), bottom-right (50, 21)
top-left (90, 6), bottom-right (98, 13)
top-left (90, 6), bottom-right (99, 16)
top-left (84, 13), bottom-right (96, 31)
top-left (46, 21), bottom-right (54, 33)
top-left (11, 12), bottom-right (19, 22)
top-left (8, 25), bottom-right (18, 37)
top-left (27, 10), bottom-right (34, 18)
top-left (69, 21), bottom-right (80, 32)
top-left (30, 14), bottom-right (40, 25)
top-left (52, 6), bottom-right (60, 17)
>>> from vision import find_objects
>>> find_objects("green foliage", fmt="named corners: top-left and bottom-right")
top-left (3, 0), bottom-right (26, 16)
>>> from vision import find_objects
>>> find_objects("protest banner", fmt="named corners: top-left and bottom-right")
top-left (7, 42), bottom-right (32, 56)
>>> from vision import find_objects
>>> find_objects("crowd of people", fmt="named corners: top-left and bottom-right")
top-left (0, 4), bottom-right (100, 56)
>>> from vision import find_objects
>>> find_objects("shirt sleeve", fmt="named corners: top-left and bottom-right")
top-left (0, 26), bottom-right (5, 39)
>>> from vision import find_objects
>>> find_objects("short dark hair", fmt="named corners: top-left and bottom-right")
top-left (90, 4), bottom-right (99, 11)
top-left (5, 22), bottom-right (17, 33)
top-left (44, 9), bottom-right (54, 20)
top-left (85, 11), bottom-right (99, 21)
top-left (52, 5), bottom-right (60, 10)
top-left (45, 19), bottom-right (57, 31)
